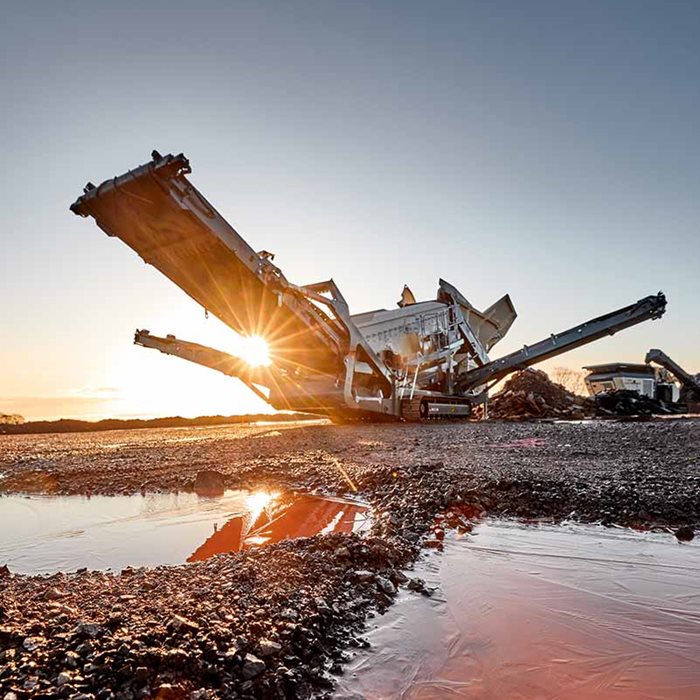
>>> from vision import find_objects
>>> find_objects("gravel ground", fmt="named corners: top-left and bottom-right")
top-left (1, 417), bottom-right (699, 698)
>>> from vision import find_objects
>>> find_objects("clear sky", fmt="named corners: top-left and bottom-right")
top-left (1, 0), bottom-right (699, 420)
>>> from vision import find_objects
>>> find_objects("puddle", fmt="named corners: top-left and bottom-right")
top-left (337, 520), bottom-right (700, 700)
top-left (0, 490), bottom-right (370, 575)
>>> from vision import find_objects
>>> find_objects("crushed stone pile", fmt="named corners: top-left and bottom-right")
top-left (488, 369), bottom-right (589, 420)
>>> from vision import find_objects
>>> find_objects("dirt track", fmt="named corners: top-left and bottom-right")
top-left (1, 418), bottom-right (699, 698)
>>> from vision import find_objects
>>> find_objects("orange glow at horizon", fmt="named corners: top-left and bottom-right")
top-left (85, 319), bottom-right (277, 422)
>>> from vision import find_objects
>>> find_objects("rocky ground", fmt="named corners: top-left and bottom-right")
top-left (1, 417), bottom-right (699, 698)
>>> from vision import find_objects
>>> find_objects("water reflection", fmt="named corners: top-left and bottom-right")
top-left (0, 490), bottom-right (369, 575)
top-left (188, 493), bottom-right (370, 561)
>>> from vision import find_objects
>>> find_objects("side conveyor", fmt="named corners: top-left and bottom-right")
top-left (645, 348), bottom-right (700, 398)
top-left (134, 330), bottom-right (274, 401)
top-left (458, 293), bottom-right (667, 390)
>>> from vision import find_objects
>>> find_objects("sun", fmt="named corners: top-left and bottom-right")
top-left (234, 335), bottom-right (271, 367)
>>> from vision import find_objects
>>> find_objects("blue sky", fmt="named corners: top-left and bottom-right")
top-left (1, 0), bottom-right (699, 419)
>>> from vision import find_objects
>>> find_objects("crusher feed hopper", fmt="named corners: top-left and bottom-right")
top-left (70, 151), bottom-right (667, 422)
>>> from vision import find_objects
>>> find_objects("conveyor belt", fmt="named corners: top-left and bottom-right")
top-left (71, 152), bottom-right (347, 377)
top-left (459, 293), bottom-right (667, 390)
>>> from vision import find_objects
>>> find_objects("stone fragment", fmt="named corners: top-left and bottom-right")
top-left (280, 608), bottom-right (298, 621)
top-left (257, 639), bottom-right (282, 657)
top-left (75, 622), bottom-right (102, 638)
top-left (45, 587), bottom-right (66, 601)
top-left (314, 597), bottom-right (330, 614)
top-left (56, 671), bottom-right (72, 686)
top-left (65, 650), bottom-right (81, 667)
top-left (241, 653), bottom-right (266, 679)
top-left (376, 576), bottom-right (397, 596)
top-left (193, 470), bottom-right (225, 495)
top-left (407, 577), bottom-right (426, 592)
top-left (22, 636), bottom-right (44, 651)
top-left (168, 614), bottom-right (199, 633)
top-left (351, 570), bottom-right (375, 583)
top-left (675, 526), bottom-right (694, 542)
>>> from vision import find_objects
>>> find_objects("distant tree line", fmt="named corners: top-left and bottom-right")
top-left (0, 413), bottom-right (25, 425)
top-left (0, 413), bottom-right (318, 436)
top-left (548, 367), bottom-right (588, 396)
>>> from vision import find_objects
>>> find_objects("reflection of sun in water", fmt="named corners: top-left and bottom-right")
top-left (234, 335), bottom-right (270, 367)
top-left (243, 490), bottom-right (280, 548)
top-left (245, 490), bottom-right (279, 522)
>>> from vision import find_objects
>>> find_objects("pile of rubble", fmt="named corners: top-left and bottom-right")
top-left (593, 389), bottom-right (685, 417)
top-left (487, 369), bottom-right (588, 420)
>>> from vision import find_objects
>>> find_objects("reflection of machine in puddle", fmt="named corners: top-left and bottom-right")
top-left (188, 493), bottom-right (370, 561)
top-left (0, 490), bottom-right (369, 575)
top-left (338, 520), bottom-right (700, 700)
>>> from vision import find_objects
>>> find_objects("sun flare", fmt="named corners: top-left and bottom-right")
top-left (234, 335), bottom-right (271, 367)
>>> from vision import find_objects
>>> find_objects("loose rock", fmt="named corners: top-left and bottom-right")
top-left (675, 526), bottom-right (695, 542)
top-left (193, 469), bottom-right (225, 495)
top-left (257, 639), bottom-right (282, 657)
top-left (241, 653), bottom-right (266, 679)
